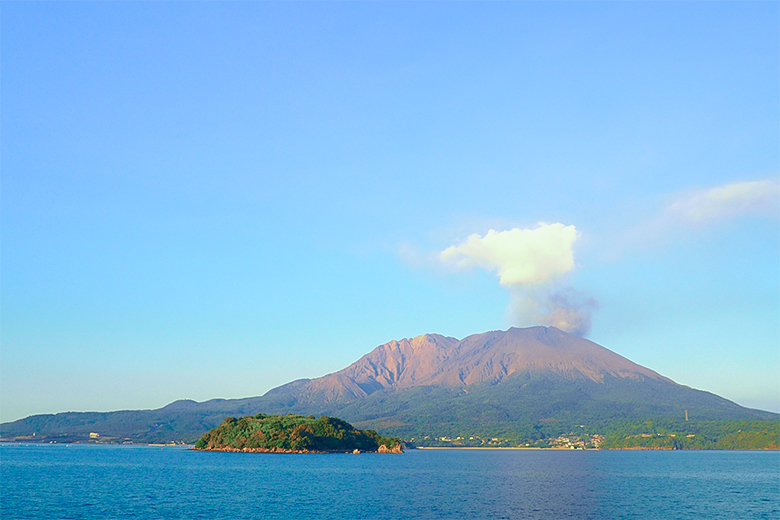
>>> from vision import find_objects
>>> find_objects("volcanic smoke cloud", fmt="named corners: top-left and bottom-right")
top-left (510, 286), bottom-right (598, 337)
top-left (441, 223), bottom-right (597, 336)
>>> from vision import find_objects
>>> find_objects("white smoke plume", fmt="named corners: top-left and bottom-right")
top-left (510, 286), bottom-right (598, 337)
top-left (440, 223), bottom-right (578, 285)
top-left (440, 223), bottom-right (597, 336)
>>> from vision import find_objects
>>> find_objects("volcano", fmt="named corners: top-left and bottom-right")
top-left (2, 327), bottom-right (775, 443)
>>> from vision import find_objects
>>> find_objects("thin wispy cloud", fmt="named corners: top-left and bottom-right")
top-left (668, 180), bottom-right (780, 224)
top-left (601, 178), bottom-right (780, 261)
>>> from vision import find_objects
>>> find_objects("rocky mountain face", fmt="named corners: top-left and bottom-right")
top-left (2, 327), bottom-right (775, 443)
top-left (274, 326), bottom-right (672, 404)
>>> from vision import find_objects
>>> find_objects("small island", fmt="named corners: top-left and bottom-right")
top-left (193, 413), bottom-right (403, 454)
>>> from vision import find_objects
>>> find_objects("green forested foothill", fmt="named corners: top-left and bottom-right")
top-left (194, 414), bottom-right (402, 453)
top-left (597, 419), bottom-right (780, 450)
top-left (394, 417), bottom-right (779, 450)
top-left (319, 374), bottom-right (777, 442)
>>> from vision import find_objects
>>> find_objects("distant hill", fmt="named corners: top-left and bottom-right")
top-left (2, 327), bottom-right (776, 445)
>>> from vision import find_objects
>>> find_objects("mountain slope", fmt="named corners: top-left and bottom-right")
top-left (266, 327), bottom-right (673, 406)
top-left (2, 327), bottom-right (775, 443)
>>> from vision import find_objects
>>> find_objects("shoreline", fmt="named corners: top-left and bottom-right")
top-left (191, 446), bottom-right (403, 454)
top-left (2, 441), bottom-right (775, 451)
top-left (414, 446), bottom-right (779, 451)
top-left (417, 446), bottom-right (564, 451)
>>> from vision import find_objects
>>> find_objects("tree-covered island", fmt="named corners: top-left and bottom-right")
top-left (193, 413), bottom-right (403, 453)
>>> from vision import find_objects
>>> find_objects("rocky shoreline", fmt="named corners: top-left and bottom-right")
top-left (192, 443), bottom-right (403, 454)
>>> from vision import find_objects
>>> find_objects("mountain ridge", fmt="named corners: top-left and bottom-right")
top-left (280, 326), bottom-right (674, 406)
top-left (2, 326), bottom-right (775, 444)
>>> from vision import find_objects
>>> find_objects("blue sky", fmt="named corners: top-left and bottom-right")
top-left (2, 2), bottom-right (778, 423)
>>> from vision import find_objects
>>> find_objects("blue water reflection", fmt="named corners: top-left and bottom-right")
top-left (2, 444), bottom-right (778, 519)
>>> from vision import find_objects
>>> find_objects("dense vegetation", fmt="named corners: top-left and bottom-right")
top-left (312, 376), bottom-right (778, 446)
top-left (395, 418), bottom-right (778, 450)
top-left (194, 414), bottom-right (402, 452)
top-left (597, 419), bottom-right (779, 450)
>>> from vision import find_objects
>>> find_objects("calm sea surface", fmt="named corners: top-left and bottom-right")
top-left (1, 443), bottom-right (778, 519)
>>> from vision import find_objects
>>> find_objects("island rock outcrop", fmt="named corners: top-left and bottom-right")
top-left (194, 413), bottom-right (403, 454)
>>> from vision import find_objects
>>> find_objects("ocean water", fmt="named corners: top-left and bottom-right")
top-left (1, 444), bottom-right (778, 519)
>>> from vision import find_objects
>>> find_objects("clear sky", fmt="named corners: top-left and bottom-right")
top-left (2, 2), bottom-right (778, 423)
